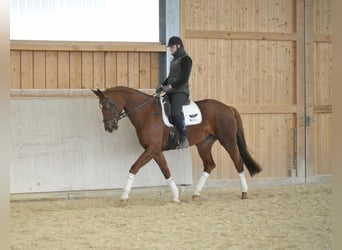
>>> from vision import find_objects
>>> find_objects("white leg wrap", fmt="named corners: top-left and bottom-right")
top-left (194, 172), bottom-right (210, 196)
top-left (239, 171), bottom-right (248, 193)
top-left (166, 176), bottom-right (180, 202)
top-left (121, 173), bottom-right (135, 200)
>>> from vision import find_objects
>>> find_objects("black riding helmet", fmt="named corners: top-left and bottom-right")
top-left (167, 36), bottom-right (184, 47)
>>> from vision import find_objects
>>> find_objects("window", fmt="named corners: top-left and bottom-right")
top-left (10, 0), bottom-right (159, 42)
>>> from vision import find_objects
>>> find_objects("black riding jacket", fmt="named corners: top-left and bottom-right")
top-left (162, 47), bottom-right (192, 96)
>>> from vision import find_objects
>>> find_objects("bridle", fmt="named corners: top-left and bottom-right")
top-left (99, 98), bottom-right (123, 123)
top-left (99, 93), bottom-right (160, 123)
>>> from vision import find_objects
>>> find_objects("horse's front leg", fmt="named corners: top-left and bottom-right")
top-left (154, 152), bottom-right (180, 203)
top-left (120, 149), bottom-right (154, 203)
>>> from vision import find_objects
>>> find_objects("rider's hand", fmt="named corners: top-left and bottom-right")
top-left (161, 85), bottom-right (170, 92)
top-left (155, 85), bottom-right (163, 93)
top-left (156, 85), bottom-right (171, 93)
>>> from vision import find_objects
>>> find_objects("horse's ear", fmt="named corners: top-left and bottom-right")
top-left (91, 88), bottom-right (104, 98)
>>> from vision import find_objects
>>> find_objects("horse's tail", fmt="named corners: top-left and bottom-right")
top-left (232, 107), bottom-right (262, 177)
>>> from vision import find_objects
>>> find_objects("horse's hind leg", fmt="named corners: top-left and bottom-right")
top-left (218, 137), bottom-right (249, 199)
top-left (192, 137), bottom-right (216, 200)
top-left (154, 152), bottom-right (180, 203)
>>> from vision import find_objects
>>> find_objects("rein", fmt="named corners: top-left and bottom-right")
top-left (118, 94), bottom-right (159, 120)
top-left (102, 92), bottom-right (161, 122)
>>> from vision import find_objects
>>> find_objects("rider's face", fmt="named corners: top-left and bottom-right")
top-left (169, 44), bottom-right (180, 55)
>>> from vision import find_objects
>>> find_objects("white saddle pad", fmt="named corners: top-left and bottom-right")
top-left (160, 97), bottom-right (202, 128)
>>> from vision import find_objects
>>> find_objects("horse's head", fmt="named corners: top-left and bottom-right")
top-left (91, 88), bottom-right (122, 133)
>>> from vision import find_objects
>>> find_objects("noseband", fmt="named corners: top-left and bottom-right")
top-left (99, 98), bottom-right (124, 123)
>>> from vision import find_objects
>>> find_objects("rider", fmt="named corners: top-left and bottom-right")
top-left (156, 36), bottom-right (192, 149)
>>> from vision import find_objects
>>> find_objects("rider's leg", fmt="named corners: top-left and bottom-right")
top-left (170, 93), bottom-right (189, 149)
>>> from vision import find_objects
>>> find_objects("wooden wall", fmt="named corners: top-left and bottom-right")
top-left (181, 0), bottom-right (332, 180)
top-left (10, 41), bottom-right (164, 90)
top-left (10, 0), bottom-right (332, 183)
top-left (307, 0), bottom-right (332, 176)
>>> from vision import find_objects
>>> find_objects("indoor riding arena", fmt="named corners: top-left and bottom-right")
top-left (10, 0), bottom-right (332, 249)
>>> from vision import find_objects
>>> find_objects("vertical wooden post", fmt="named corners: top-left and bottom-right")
top-left (295, 0), bottom-right (306, 180)
top-left (304, 0), bottom-right (315, 179)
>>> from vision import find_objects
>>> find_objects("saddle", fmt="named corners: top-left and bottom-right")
top-left (160, 96), bottom-right (202, 127)
top-left (159, 96), bottom-right (202, 150)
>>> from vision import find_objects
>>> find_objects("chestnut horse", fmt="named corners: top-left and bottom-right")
top-left (92, 86), bottom-right (261, 203)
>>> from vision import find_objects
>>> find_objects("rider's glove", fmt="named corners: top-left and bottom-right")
top-left (155, 85), bottom-right (163, 93)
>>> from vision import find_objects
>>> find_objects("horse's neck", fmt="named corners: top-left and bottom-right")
top-left (115, 89), bottom-right (154, 126)
top-left (118, 90), bottom-right (149, 109)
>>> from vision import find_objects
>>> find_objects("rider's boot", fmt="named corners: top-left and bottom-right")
top-left (173, 114), bottom-right (189, 149)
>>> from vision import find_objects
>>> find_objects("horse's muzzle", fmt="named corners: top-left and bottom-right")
top-left (105, 122), bottom-right (118, 133)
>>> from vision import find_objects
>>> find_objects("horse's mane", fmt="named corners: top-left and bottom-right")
top-left (104, 86), bottom-right (153, 98)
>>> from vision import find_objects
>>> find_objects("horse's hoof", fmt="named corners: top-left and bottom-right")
top-left (241, 192), bottom-right (249, 199)
top-left (192, 194), bottom-right (200, 201)
top-left (172, 198), bottom-right (180, 203)
top-left (119, 198), bottom-right (129, 205)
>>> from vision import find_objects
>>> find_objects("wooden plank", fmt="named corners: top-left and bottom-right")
top-left (192, 38), bottom-right (209, 100)
top-left (116, 52), bottom-right (128, 86)
top-left (33, 51), bottom-right (46, 89)
top-left (20, 51), bottom-right (33, 89)
top-left (81, 52), bottom-right (94, 89)
top-left (93, 52), bottom-right (105, 89)
top-left (10, 50), bottom-right (21, 88)
top-left (266, 40), bottom-right (274, 105)
top-left (46, 51), bottom-right (58, 89)
top-left (207, 39), bottom-right (218, 100)
top-left (313, 0), bottom-right (332, 34)
top-left (246, 40), bottom-right (255, 105)
top-left (185, 30), bottom-right (298, 41)
top-left (258, 40), bottom-right (270, 104)
top-left (314, 43), bottom-right (332, 105)
top-left (10, 40), bottom-right (166, 52)
top-left (217, 39), bottom-right (225, 101)
top-left (150, 53), bottom-right (160, 89)
top-left (313, 34), bottom-right (332, 42)
top-left (312, 113), bottom-right (332, 175)
top-left (105, 52), bottom-right (117, 88)
top-left (182, 0), bottom-right (295, 34)
top-left (128, 52), bottom-right (140, 89)
top-left (10, 88), bottom-right (155, 98)
top-left (235, 105), bottom-right (297, 114)
top-left (57, 52), bottom-right (70, 89)
top-left (313, 41), bottom-right (332, 175)
top-left (10, 89), bottom-right (96, 97)
top-left (313, 105), bottom-right (332, 113)
top-left (70, 52), bottom-right (82, 89)
top-left (306, 0), bottom-right (332, 176)
top-left (139, 52), bottom-right (151, 89)
top-left (180, 0), bottom-right (187, 40)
